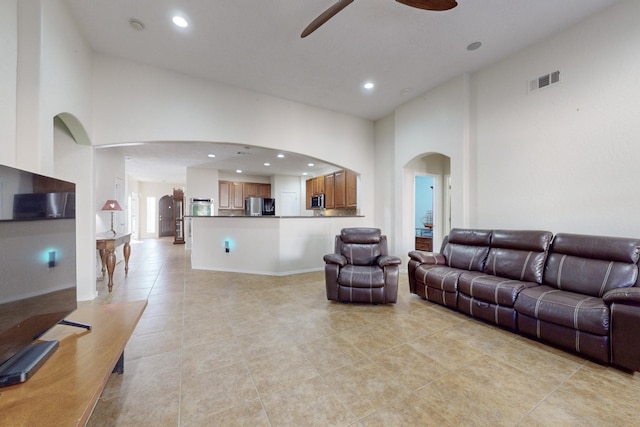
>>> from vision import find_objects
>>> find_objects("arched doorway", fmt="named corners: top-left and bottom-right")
top-left (158, 195), bottom-right (174, 237)
top-left (404, 152), bottom-right (451, 254)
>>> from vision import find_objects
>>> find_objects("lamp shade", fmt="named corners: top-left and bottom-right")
top-left (101, 200), bottom-right (122, 212)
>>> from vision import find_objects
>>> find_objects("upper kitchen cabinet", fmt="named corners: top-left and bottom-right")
top-left (243, 182), bottom-right (258, 198)
top-left (346, 170), bottom-right (357, 208)
top-left (257, 184), bottom-right (271, 198)
top-left (334, 170), bottom-right (346, 208)
top-left (324, 173), bottom-right (335, 209)
top-left (312, 169), bottom-right (357, 210)
top-left (305, 179), bottom-right (313, 210)
top-left (218, 181), bottom-right (244, 209)
top-left (313, 175), bottom-right (324, 195)
top-left (219, 180), bottom-right (271, 211)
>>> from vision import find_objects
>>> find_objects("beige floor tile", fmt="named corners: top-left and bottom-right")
top-left (88, 238), bottom-right (640, 427)
top-left (246, 346), bottom-right (320, 396)
top-left (358, 397), bottom-right (453, 427)
top-left (299, 334), bottom-right (367, 374)
top-left (261, 376), bottom-right (356, 426)
top-left (322, 360), bottom-right (412, 418)
top-left (370, 344), bottom-right (450, 391)
top-left (180, 362), bottom-right (258, 425)
top-left (181, 399), bottom-right (270, 427)
top-left (408, 332), bottom-right (485, 370)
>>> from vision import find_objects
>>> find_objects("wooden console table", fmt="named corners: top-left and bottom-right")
top-left (96, 232), bottom-right (131, 292)
top-left (0, 300), bottom-right (146, 426)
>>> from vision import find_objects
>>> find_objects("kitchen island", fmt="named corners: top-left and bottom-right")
top-left (189, 216), bottom-right (367, 275)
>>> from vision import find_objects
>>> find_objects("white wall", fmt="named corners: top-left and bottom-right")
top-left (185, 167), bottom-right (218, 213)
top-left (91, 54), bottom-right (377, 221)
top-left (471, 0), bottom-right (640, 237)
top-left (0, 0), bottom-right (17, 166)
top-left (54, 118), bottom-right (96, 300)
top-left (4, 0), bottom-right (96, 301)
top-left (393, 75), bottom-right (469, 257)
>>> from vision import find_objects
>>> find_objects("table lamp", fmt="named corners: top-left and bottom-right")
top-left (101, 199), bottom-right (122, 235)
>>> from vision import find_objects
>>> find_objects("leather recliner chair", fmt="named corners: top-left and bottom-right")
top-left (324, 227), bottom-right (402, 304)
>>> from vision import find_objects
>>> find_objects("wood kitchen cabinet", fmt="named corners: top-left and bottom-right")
top-left (231, 182), bottom-right (244, 208)
top-left (218, 181), bottom-right (231, 209)
top-left (243, 182), bottom-right (258, 198)
top-left (218, 181), bottom-right (244, 209)
top-left (346, 170), bottom-right (357, 208)
top-left (324, 173), bottom-right (335, 209)
top-left (312, 175), bottom-right (325, 195)
top-left (220, 181), bottom-right (270, 210)
top-left (305, 179), bottom-right (313, 210)
top-left (333, 170), bottom-right (346, 208)
top-left (258, 184), bottom-right (271, 198)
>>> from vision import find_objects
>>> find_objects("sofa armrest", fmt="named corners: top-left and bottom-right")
top-left (323, 253), bottom-right (347, 267)
top-left (408, 250), bottom-right (446, 265)
top-left (603, 287), bottom-right (640, 305)
top-left (378, 255), bottom-right (402, 268)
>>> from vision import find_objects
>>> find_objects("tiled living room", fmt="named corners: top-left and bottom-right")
top-left (86, 238), bottom-right (640, 426)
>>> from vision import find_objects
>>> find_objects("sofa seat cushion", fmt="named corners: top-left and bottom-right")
top-left (515, 285), bottom-right (609, 336)
top-left (413, 264), bottom-right (462, 293)
top-left (338, 265), bottom-right (385, 288)
top-left (458, 271), bottom-right (539, 307)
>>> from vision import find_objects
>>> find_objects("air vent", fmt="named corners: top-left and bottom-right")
top-left (528, 70), bottom-right (561, 93)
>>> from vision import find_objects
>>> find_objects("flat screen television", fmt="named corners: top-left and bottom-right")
top-left (0, 163), bottom-right (77, 387)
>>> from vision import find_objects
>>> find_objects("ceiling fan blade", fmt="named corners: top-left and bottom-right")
top-left (301, 0), bottom-right (354, 38)
top-left (395, 0), bottom-right (458, 11)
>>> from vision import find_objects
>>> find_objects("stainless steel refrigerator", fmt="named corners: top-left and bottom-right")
top-left (245, 197), bottom-right (262, 216)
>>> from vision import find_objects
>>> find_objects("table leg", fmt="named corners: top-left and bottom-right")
top-left (123, 242), bottom-right (131, 276)
top-left (99, 249), bottom-right (107, 280)
top-left (106, 248), bottom-right (116, 292)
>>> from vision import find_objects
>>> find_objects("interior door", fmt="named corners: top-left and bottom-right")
top-left (159, 195), bottom-right (174, 237)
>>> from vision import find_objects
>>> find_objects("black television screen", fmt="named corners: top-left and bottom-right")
top-left (0, 164), bottom-right (76, 387)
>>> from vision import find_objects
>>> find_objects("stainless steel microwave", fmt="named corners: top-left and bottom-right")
top-left (311, 194), bottom-right (324, 209)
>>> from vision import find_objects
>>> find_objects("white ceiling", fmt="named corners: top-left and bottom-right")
top-left (64, 0), bottom-right (621, 182)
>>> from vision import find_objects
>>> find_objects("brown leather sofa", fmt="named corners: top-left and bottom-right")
top-left (408, 228), bottom-right (640, 372)
top-left (324, 228), bottom-right (402, 304)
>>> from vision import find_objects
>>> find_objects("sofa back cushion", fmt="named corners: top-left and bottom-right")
top-left (338, 228), bottom-right (385, 266)
top-left (483, 230), bottom-right (553, 284)
top-left (544, 233), bottom-right (640, 297)
top-left (442, 229), bottom-right (491, 272)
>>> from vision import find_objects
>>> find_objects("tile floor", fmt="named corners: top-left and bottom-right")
top-left (86, 238), bottom-right (640, 426)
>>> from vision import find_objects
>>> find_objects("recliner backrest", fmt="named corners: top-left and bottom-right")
top-left (484, 230), bottom-right (553, 284)
top-left (337, 228), bottom-right (386, 266)
top-left (544, 233), bottom-right (640, 297)
top-left (442, 228), bottom-right (492, 272)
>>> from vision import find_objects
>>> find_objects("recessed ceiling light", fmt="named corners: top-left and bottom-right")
top-left (129, 18), bottom-right (145, 31)
top-left (264, 162), bottom-right (270, 166)
top-left (207, 154), bottom-right (216, 158)
top-left (277, 154), bottom-right (285, 158)
top-left (308, 163), bottom-right (315, 167)
top-left (363, 81), bottom-right (375, 90)
top-left (467, 41), bottom-right (482, 51)
top-left (302, 172), bottom-right (308, 176)
top-left (172, 16), bottom-right (188, 28)
top-left (236, 169), bottom-right (242, 173)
